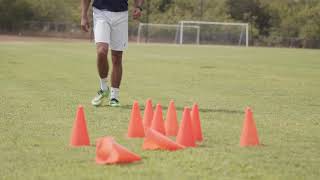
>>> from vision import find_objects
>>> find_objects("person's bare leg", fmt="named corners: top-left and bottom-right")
top-left (91, 43), bottom-right (109, 106)
top-left (111, 50), bottom-right (123, 88)
top-left (96, 43), bottom-right (109, 80)
top-left (110, 50), bottom-right (123, 102)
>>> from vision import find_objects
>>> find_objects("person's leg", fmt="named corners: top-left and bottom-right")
top-left (111, 50), bottom-right (123, 88)
top-left (108, 11), bottom-right (128, 106)
top-left (97, 43), bottom-right (109, 91)
top-left (91, 43), bottom-right (110, 106)
top-left (110, 50), bottom-right (123, 101)
top-left (91, 8), bottom-right (112, 106)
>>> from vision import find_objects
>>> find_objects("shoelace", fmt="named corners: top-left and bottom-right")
top-left (110, 98), bottom-right (119, 103)
top-left (97, 90), bottom-right (104, 95)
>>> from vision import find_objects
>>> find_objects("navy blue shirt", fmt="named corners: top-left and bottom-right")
top-left (93, 0), bottom-right (128, 12)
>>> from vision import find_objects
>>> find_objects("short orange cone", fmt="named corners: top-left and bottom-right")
top-left (96, 137), bottom-right (141, 164)
top-left (176, 107), bottom-right (196, 147)
top-left (143, 129), bottom-right (185, 151)
top-left (127, 101), bottom-right (145, 138)
top-left (143, 98), bottom-right (154, 131)
top-left (165, 100), bottom-right (179, 136)
top-left (151, 104), bottom-right (166, 135)
top-left (240, 107), bottom-right (260, 147)
top-left (191, 103), bottom-right (203, 142)
top-left (70, 105), bottom-right (90, 147)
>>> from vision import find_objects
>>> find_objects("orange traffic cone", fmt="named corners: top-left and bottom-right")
top-left (70, 105), bottom-right (90, 147)
top-left (191, 103), bottom-right (203, 142)
top-left (240, 107), bottom-right (260, 147)
top-left (176, 107), bottom-right (196, 147)
top-left (143, 98), bottom-right (154, 131)
top-left (96, 137), bottom-right (141, 164)
top-left (127, 101), bottom-right (145, 138)
top-left (142, 138), bottom-right (160, 150)
top-left (165, 100), bottom-right (179, 136)
top-left (143, 129), bottom-right (185, 151)
top-left (151, 104), bottom-right (166, 135)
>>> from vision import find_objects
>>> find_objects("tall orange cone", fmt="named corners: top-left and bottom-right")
top-left (143, 98), bottom-right (154, 131)
top-left (240, 107), bottom-right (260, 147)
top-left (127, 101), bottom-right (145, 138)
top-left (151, 104), bottom-right (166, 135)
top-left (96, 137), bottom-right (141, 164)
top-left (165, 100), bottom-right (179, 136)
top-left (143, 129), bottom-right (185, 151)
top-left (191, 103), bottom-right (203, 142)
top-left (70, 105), bottom-right (90, 147)
top-left (176, 107), bottom-right (196, 147)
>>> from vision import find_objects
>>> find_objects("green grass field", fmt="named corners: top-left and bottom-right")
top-left (1, 38), bottom-right (320, 180)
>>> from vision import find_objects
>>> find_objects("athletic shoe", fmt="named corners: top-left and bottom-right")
top-left (91, 89), bottom-right (109, 106)
top-left (109, 98), bottom-right (120, 107)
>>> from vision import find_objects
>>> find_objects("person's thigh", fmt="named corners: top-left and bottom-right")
top-left (110, 11), bottom-right (128, 51)
top-left (93, 7), bottom-right (111, 44)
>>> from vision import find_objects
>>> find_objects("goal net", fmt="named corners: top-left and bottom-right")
top-left (137, 23), bottom-right (200, 44)
top-left (178, 21), bottom-right (249, 47)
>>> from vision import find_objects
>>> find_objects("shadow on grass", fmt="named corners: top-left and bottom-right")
top-left (113, 161), bottom-right (144, 167)
top-left (118, 104), bottom-right (242, 114)
top-left (199, 65), bottom-right (216, 69)
top-left (309, 104), bottom-right (320, 107)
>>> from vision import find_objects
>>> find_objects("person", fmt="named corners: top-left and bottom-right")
top-left (81, 0), bottom-right (144, 107)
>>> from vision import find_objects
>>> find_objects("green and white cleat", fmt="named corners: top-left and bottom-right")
top-left (91, 89), bottom-right (109, 106)
top-left (109, 98), bottom-right (120, 107)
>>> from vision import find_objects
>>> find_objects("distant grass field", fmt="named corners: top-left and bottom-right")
top-left (0, 38), bottom-right (320, 180)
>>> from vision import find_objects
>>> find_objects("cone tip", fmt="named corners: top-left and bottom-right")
top-left (184, 106), bottom-right (191, 111)
top-left (133, 100), bottom-right (139, 104)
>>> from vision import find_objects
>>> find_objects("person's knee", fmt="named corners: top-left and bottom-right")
top-left (112, 51), bottom-right (123, 66)
top-left (97, 44), bottom-right (108, 59)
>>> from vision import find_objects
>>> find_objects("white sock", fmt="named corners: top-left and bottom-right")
top-left (110, 87), bottom-right (120, 100)
top-left (100, 78), bottom-right (109, 91)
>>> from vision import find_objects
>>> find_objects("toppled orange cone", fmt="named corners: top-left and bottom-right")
top-left (96, 137), bottom-right (141, 164)
top-left (143, 98), bottom-right (154, 131)
top-left (143, 129), bottom-right (184, 151)
top-left (70, 105), bottom-right (90, 147)
top-left (240, 107), bottom-right (260, 147)
top-left (191, 103), bottom-right (203, 142)
top-left (176, 107), bottom-right (196, 147)
top-left (142, 137), bottom-right (160, 150)
top-left (151, 104), bottom-right (166, 135)
top-left (127, 101), bottom-right (145, 138)
top-left (165, 100), bottom-right (179, 136)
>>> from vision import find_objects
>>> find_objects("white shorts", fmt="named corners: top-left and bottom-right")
top-left (93, 8), bottom-right (128, 51)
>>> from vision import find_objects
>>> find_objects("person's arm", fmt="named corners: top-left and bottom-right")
top-left (81, 0), bottom-right (91, 32)
top-left (132, 0), bottom-right (144, 20)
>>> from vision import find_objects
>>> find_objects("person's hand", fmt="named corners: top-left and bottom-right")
top-left (81, 15), bottom-right (90, 32)
top-left (132, 7), bottom-right (142, 20)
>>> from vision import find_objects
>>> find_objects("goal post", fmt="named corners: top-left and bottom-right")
top-left (179, 21), bottom-right (249, 47)
top-left (137, 23), bottom-right (200, 44)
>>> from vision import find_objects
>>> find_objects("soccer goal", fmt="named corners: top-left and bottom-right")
top-left (178, 21), bottom-right (249, 47)
top-left (137, 23), bottom-right (200, 44)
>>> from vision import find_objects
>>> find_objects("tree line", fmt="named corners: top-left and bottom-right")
top-left (1, 0), bottom-right (319, 47)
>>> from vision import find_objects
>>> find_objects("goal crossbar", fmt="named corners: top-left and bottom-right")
top-left (180, 21), bottom-right (248, 27)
